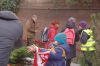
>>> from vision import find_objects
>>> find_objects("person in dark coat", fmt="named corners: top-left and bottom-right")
top-left (61, 17), bottom-right (79, 66)
top-left (0, 11), bottom-right (23, 66)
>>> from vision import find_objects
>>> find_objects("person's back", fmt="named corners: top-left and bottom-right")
top-left (64, 28), bottom-right (75, 45)
top-left (48, 21), bottom-right (59, 42)
top-left (23, 16), bottom-right (36, 45)
top-left (0, 11), bottom-right (23, 66)
top-left (61, 17), bottom-right (79, 66)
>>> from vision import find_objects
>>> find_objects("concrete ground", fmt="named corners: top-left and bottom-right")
top-left (24, 63), bottom-right (80, 66)
top-left (71, 63), bottom-right (80, 66)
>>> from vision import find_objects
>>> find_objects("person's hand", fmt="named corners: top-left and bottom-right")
top-left (27, 45), bottom-right (35, 53)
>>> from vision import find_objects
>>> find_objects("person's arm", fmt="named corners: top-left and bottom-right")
top-left (14, 38), bottom-right (23, 48)
top-left (61, 23), bottom-right (68, 32)
top-left (61, 27), bottom-right (66, 32)
top-left (25, 20), bottom-right (36, 33)
top-left (48, 29), bottom-right (56, 42)
top-left (28, 23), bottom-right (36, 33)
top-left (80, 31), bottom-right (90, 44)
top-left (28, 29), bottom-right (36, 33)
top-left (15, 24), bottom-right (23, 48)
top-left (75, 29), bottom-right (80, 42)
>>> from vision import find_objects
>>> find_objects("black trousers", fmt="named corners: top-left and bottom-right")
top-left (66, 59), bottom-right (71, 66)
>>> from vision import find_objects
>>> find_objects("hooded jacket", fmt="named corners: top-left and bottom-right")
top-left (46, 33), bottom-right (70, 66)
top-left (0, 11), bottom-right (23, 66)
top-left (0, 11), bottom-right (23, 48)
top-left (48, 24), bottom-right (58, 42)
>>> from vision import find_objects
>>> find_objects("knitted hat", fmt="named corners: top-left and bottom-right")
top-left (79, 20), bottom-right (88, 28)
top-left (54, 33), bottom-right (67, 44)
top-left (54, 33), bottom-right (70, 54)
top-left (68, 17), bottom-right (76, 23)
top-left (66, 22), bottom-right (75, 28)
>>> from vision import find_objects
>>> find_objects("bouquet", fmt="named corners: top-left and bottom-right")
top-left (9, 46), bottom-right (33, 64)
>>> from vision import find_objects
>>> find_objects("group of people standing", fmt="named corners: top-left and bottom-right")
top-left (0, 10), bottom-right (96, 66)
top-left (35, 17), bottom-right (96, 66)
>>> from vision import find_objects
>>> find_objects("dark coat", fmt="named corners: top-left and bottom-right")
top-left (0, 11), bottom-right (23, 66)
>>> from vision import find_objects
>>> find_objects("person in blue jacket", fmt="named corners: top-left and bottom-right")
top-left (46, 33), bottom-right (70, 66)
top-left (0, 11), bottom-right (23, 66)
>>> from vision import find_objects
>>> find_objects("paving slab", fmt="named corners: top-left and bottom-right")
top-left (71, 63), bottom-right (80, 66)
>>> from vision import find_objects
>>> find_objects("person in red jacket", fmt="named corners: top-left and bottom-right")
top-left (48, 21), bottom-right (59, 43)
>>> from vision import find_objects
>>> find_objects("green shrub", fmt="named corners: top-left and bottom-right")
top-left (65, 0), bottom-right (93, 7)
top-left (65, 0), bottom-right (78, 5)
top-left (9, 46), bottom-right (34, 64)
top-left (0, 0), bottom-right (21, 13)
top-left (81, 0), bottom-right (93, 7)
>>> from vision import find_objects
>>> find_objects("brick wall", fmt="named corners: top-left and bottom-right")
top-left (17, 0), bottom-right (100, 40)
top-left (16, 0), bottom-right (100, 65)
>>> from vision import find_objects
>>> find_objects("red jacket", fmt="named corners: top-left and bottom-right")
top-left (48, 25), bottom-right (58, 42)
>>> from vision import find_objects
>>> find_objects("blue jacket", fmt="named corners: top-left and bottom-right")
top-left (46, 33), bottom-right (70, 66)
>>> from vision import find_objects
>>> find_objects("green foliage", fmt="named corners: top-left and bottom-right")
top-left (91, 13), bottom-right (100, 66)
top-left (91, 13), bottom-right (97, 39)
top-left (91, 13), bottom-right (100, 41)
top-left (81, 0), bottom-right (93, 7)
top-left (65, 0), bottom-right (93, 7)
top-left (9, 46), bottom-right (33, 64)
top-left (0, 0), bottom-right (21, 13)
top-left (65, 0), bottom-right (78, 5)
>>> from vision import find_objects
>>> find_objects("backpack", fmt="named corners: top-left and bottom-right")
top-left (64, 28), bottom-right (75, 45)
top-left (41, 27), bottom-right (49, 42)
top-left (51, 46), bottom-right (66, 57)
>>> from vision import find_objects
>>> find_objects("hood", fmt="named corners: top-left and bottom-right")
top-left (66, 22), bottom-right (76, 28)
top-left (49, 25), bottom-right (58, 30)
top-left (54, 33), bottom-right (70, 53)
top-left (0, 11), bottom-right (19, 20)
